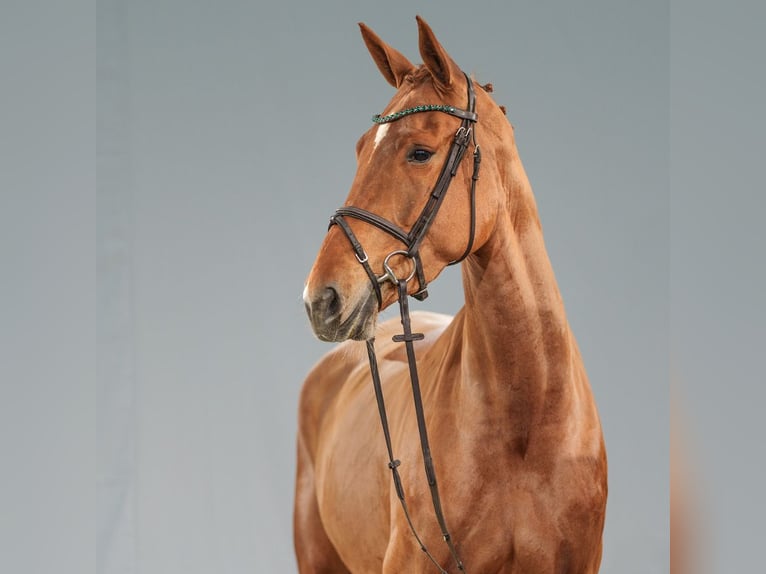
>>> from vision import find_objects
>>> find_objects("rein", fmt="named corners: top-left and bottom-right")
top-left (329, 74), bottom-right (480, 573)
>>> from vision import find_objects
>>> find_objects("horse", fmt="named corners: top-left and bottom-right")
top-left (296, 16), bottom-right (607, 573)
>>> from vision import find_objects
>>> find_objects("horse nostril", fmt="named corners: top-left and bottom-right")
top-left (321, 286), bottom-right (341, 318)
top-left (306, 285), bottom-right (343, 333)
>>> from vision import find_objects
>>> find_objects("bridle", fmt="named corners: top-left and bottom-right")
top-left (327, 74), bottom-right (481, 573)
top-left (330, 73), bottom-right (481, 307)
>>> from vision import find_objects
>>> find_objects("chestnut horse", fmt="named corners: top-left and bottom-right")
top-left (297, 17), bottom-right (607, 573)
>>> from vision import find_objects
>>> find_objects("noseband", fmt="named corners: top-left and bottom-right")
top-left (330, 74), bottom-right (481, 307)
top-left (326, 74), bottom-right (480, 573)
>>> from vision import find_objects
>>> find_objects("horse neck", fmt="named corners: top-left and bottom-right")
top-left (457, 146), bottom-right (575, 453)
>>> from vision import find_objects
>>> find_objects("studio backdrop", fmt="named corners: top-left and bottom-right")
top-left (98, 1), bottom-right (668, 572)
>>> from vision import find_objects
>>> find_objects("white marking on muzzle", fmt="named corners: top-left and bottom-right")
top-left (302, 284), bottom-right (309, 304)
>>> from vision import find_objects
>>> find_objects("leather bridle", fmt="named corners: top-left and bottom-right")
top-left (330, 73), bottom-right (481, 308)
top-left (327, 74), bottom-right (480, 573)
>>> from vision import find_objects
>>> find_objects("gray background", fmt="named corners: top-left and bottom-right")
top-left (670, 1), bottom-right (766, 571)
top-left (3, 0), bottom-right (764, 573)
top-left (97, 1), bottom-right (668, 572)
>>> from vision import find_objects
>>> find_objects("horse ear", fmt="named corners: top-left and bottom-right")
top-left (359, 22), bottom-right (414, 88)
top-left (416, 15), bottom-right (462, 90)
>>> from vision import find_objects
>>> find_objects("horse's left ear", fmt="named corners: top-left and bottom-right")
top-left (416, 15), bottom-right (463, 90)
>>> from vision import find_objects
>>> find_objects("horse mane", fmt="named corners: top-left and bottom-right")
top-left (403, 66), bottom-right (506, 115)
top-left (404, 65), bottom-right (433, 84)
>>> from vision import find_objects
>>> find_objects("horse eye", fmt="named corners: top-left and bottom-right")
top-left (409, 149), bottom-right (433, 163)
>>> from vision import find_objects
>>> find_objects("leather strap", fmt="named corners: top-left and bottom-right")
top-left (444, 107), bottom-right (478, 122)
top-left (392, 281), bottom-right (466, 572)
top-left (365, 339), bottom-right (450, 574)
top-left (329, 214), bottom-right (383, 308)
top-left (448, 145), bottom-right (481, 265)
top-left (406, 124), bottom-right (473, 256)
top-left (335, 206), bottom-right (409, 244)
top-left (364, 282), bottom-right (467, 573)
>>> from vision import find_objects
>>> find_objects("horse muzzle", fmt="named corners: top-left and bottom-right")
top-left (303, 283), bottom-right (377, 342)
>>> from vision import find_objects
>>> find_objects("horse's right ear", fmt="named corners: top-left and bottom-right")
top-left (359, 22), bottom-right (414, 88)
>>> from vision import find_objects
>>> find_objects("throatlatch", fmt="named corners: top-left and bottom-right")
top-left (329, 74), bottom-right (480, 573)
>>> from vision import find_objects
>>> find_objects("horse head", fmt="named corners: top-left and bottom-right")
top-left (304, 16), bottom-right (511, 342)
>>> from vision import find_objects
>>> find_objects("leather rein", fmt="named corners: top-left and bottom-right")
top-left (328, 74), bottom-right (480, 573)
